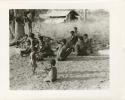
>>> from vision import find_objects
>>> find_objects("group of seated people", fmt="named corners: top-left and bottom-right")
top-left (10, 27), bottom-right (95, 61)
top-left (10, 27), bottom-right (95, 82)
top-left (56, 27), bottom-right (95, 61)
top-left (10, 32), bottom-right (55, 61)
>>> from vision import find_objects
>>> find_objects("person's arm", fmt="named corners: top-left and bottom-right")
top-left (29, 38), bottom-right (33, 49)
top-left (57, 40), bottom-right (62, 44)
top-left (43, 68), bottom-right (51, 74)
top-left (36, 39), bottom-right (39, 48)
top-left (45, 68), bottom-right (51, 71)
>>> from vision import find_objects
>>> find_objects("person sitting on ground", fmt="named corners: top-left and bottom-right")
top-left (35, 35), bottom-right (45, 61)
top-left (29, 33), bottom-right (39, 50)
top-left (66, 31), bottom-right (78, 49)
top-left (74, 27), bottom-right (80, 37)
top-left (40, 37), bottom-right (55, 58)
top-left (82, 34), bottom-right (90, 55)
top-left (56, 39), bottom-right (68, 61)
top-left (88, 38), bottom-right (94, 54)
top-left (75, 36), bottom-right (85, 56)
top-left (20, 33), bottom-right (39, 57)
top-left (19, 34), bottom-right (29, 48)
top-left (74, 27), bottom-right (78, 34)
top-left (38, 35), bottom-right (45, 50)
top-left (56, 39), bottom-right (67, 50)
top-left (30, 47), bottom-right (37, 75)
top-left (56, 31), bottom-right (78, 61)
top-left (44, 59), bottom-right (57, 82)
top-left (9, 34), bottom-right (28, 47)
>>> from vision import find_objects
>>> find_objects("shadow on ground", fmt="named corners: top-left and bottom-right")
top-left (66, 55), bottom-right (109, 61)
top-left (58, 70), bottom-right (109, 75)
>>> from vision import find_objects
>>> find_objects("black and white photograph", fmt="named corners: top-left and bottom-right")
top-left (9, 9), bottom-right (109, 90)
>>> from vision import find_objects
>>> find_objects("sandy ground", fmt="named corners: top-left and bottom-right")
top-left (10, 47), bottom-right (109, 90)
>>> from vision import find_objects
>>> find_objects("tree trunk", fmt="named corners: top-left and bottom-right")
top-left (9, 21), bottom-right (15, 40)
top-left (14, 20), bottom-right (25, 40)
top-left (13, 10), bottom-right (25, 41)
top-left (10, 9), bottom-right (35, 41)
top-left (24, 22), bottom-right (30, 35)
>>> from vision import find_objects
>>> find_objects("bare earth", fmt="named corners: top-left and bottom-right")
top-left (10, 47), bottom-right (109, 90)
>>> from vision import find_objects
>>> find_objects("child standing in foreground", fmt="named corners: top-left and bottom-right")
top-left (44, 59), bottom-right (57, 82)
top-left (30, 47), bottom-right (37, 75)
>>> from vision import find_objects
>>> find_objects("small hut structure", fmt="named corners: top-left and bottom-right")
top-left (39, 10), bottom-right (79, 24)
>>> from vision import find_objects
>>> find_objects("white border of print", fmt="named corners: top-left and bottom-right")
top-left (0, 0), bottom-right (125, 100)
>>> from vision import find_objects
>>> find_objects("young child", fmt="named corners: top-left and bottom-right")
top-left (30, 47), bottom-right (37, 75)
top-left (44, 59), bottom-right (57, 82)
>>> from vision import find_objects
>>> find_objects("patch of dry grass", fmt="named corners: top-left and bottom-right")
top-left (10, 47), bottom-right (109, 90)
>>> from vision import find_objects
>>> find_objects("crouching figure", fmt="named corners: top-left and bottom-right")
top-left (44, 59), bottom-right (57, 82)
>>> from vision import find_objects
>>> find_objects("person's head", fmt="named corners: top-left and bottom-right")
top-left (83, 34), bottom-right (88, 39)
top-left (90, 38), bottom-right (93, 42)
top-left (24, 34), bottom-right (28, 38)
top-left (38, 35), bottom-right (44, 41)
top-left (29, 33), bottom-right (35, 39)
top-left (32, 47), bottom-right (37, 53)
top-left (70, 31), bottom-right (75, 36)
top-left (74, 27), bottom-right (77, 32)
top-left (50, 59), bottom-right (56, 67)
top-left (62, 39), bottom-right (67, 45)
top-left (78, 36), bottom-right (83, 41)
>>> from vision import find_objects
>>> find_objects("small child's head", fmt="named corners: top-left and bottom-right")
top-left (32, 47), bottom-right (37, 53)
top-left (83, 34), bottom-right (88, 39)
top-left (70, 31), bottom-right (75, 36)
top-left (74, 27), bottom-right (77, 31)
top-left (50, 59), bottom-right (56, 67)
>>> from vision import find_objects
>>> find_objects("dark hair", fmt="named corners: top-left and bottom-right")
top-left (74, 27), bottom-right (77, 30)
top-left (39, 35), bottom-right (44, 40)
top-left (83, 34), bottom-right (88, 37)
top-left (29, 33), bottom-right (35, 38)
top-left (62, 39), bottom-right (67, 45)
top-left (90, 38), bottom-right (93, 41)
top-left (32, 47), bottom-right (37, 52)
top-left (50, 59), bottom-right (56, 66)
top-left (70, 31), bottom-right (74, 34)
